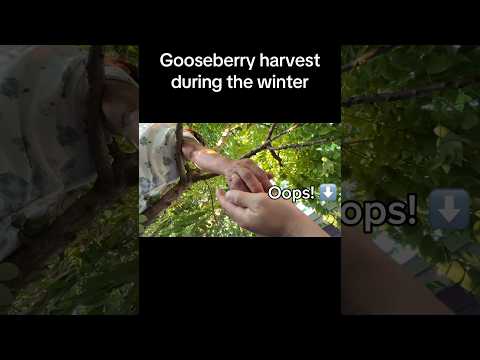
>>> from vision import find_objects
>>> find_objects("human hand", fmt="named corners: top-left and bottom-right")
top-left (216, 189), bottom-right (329, 237)
top-left (223, 159), bottom-right (273, 193)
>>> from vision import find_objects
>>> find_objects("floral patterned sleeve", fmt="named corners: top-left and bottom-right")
top-left (138, 123), bottom-right (201, 214)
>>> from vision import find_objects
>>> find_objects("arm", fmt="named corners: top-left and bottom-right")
top-left (342, 225), bottom-right (452, 314)
top-left (216, 189), bottom-right (330, 237)
top-left (182, 139), bottom-right (233, 176)
top-left (182, 138), bottom-right (272, 193)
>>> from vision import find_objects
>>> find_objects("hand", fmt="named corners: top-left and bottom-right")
top-left (216, 189), bottom-right (330, 237)
top-left (223, 159), bottom-right (273, 193)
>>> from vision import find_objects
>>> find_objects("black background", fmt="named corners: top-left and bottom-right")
top-left (140, 237), bottom-right (341, 318)
top-left (140, 43), bottom-right (340, 122)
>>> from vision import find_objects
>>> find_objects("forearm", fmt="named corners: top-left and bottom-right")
top-left (342, 226), bottom-right (452, 314)
top-left (285, 209), bottom-right (330, 237)
top-left (257, 219), bottom-right (329, 237)
top-left (182, 140), bottom-right (232, 176)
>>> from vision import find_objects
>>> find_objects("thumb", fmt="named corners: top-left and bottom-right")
top-left (216, 189), bottom-right (247, 222)
top-left (225, 190), bottom-right (256, 208)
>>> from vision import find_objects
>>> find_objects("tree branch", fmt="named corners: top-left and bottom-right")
top-left (240, 123), bottom-right (303, 159)
top-left (269, 123), bottom-right (304, 142)
top-left (267, 138), bottom-right (337, 151)
top-left (175, 123), bottom-right (187, 184)
top-left (86, 45), bottom-right (115, 190)
top-left (265, 123), bottom-right (278, 142)
top-left (342, 76), bottom-right (480, 108)
top-left (142, 181), bottom-right (191, 227)
top-left (342, 45), bottom-right (398, 73)
top-left (205, 181), bottom-right (218, 225)
top-left (343, 139), bottom-right (375, 146)
top-left (269, 150), bottom-right (283, 167)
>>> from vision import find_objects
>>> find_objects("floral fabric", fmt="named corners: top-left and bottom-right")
top-left (0, 45), bottom-right (136, 261)
top-left (139, 123), bottom-right (200, 214)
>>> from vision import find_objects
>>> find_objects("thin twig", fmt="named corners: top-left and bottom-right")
top-left (343, 139), bottom-right (375, 146)
top-left (265, 123), bottom-right (278, 142)
top-left (342, 76), bottom-right (480, 108)
top-left (342, 45), bottom-right (398, 73)
top-left (240, 123), bottom-right (304, 159)
top-left (269, 123), bottom-right (304, 143)
top-left (267, 138), bottom-right (337, 151)
top-left (265, 123), bottom-right (281, 166)
top-left (205, 180), bottom-right (218, 225)
top-left (269, 150), bottom-right (283, 167)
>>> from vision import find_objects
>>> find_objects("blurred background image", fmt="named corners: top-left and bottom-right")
top-left (341, 45), bottom-right (480, 314)
top-left (0, 45), bottom-right (139, 315)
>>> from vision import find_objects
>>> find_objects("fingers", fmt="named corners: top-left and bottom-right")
top-left (229, 173), bottom-right (249, 192)
top-left (234, 167), bottom-right (264, 193)
top-left (242, 159), bottom-right (273, 191)
top-left (225, 190), bottom-right (257, 208)
top-left (248, 164), bottom-right (273, 191)
top-left (216, 189), bottom-right (248, 224)
top-left (226, 160), bottom-right (274, 193)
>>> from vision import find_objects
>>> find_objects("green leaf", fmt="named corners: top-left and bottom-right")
top-left (436, 138), bottom-right (463, 167)
top-left (454, 91), bottom-right (473, 112)
top-left (425, 53), bottom-right (452, 74)
top-left (461, 111), bottom-right (479, 130)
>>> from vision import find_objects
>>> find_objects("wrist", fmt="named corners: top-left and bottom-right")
top-left (220, 158), bottom-right (236, 176)
top-left (284, 210), bottom-right (312, 236)
top-left (284, 210), bottom-right (329, 237)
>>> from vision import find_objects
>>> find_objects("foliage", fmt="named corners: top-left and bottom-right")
top-left (0, 263), bottom-right (19, 310)
top-left (145, 123), bottom-right (341, 237)
top-left (341, 45), bottom-right (480, 297)
top-left (8, 186), bottom-right (139, 315)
